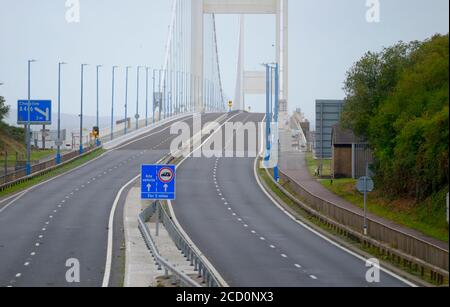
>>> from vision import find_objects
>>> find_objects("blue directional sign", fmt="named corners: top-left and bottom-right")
top-left (17, 100), bottom-right (52, 125)
top-left (141, 165), bottom-right (176, 200)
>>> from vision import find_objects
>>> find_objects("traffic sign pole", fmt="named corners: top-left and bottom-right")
top-left (364, 176), bottom-right (368, 235)
top-left (356, 164), bottom-right (373, 236)
top-left (364, 164), bottom-right (369, 235)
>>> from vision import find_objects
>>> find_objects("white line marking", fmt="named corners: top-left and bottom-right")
top-left (281, 254), bottom-right (288, 258)
top-left (270, 245), bottom-right (276, 249)
top-left (15, 273), bottom-right (21, 278)
top-left (310, 275), bottom-right (318, 280)
top-left (295, 264), bottom-right (302, 268)
top-left (102, 174), bottom-right (139, 287)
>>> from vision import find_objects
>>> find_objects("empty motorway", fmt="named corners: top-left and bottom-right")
top-left (0, 113), bottom-right (224, 287)
top-left (171, 112), bottom-right (413, 287)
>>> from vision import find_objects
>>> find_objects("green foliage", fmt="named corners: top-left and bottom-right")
top-left (0, 96), bottom-right (9, 122)
top-left (0, 95), bottom-right (25, 151)
top-left (341, 34), bottom-right (449, 202)
top-left (0, 122), bottom-right (25, 143)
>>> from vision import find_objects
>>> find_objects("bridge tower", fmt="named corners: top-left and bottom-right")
top-left (191, 0), bottom-right (289, 125)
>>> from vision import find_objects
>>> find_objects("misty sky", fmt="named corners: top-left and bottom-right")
top-left (0, 0), bottom-right (449, 127)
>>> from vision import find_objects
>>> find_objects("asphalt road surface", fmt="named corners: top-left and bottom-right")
top-left (0, 113), bottom-right (225, 287)
top-left (172, 112), bottom-right (411, 287)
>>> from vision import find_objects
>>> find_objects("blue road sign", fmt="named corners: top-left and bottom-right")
top-left (141, 165), bottom-right (176, 200)
top-left (17, 100), bottom-right (52, 125)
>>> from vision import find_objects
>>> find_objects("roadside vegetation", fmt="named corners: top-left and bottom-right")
top-left (305, 34), bottom-right (449, 242)
top-left (341, 34), bottom-right (448, 205)
top-left (0, 148), bottom-right (105, 198)
top-left (305, 152), bottom-right (448, 242)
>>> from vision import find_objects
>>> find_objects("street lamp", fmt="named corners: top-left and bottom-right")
top-left (26, 59), bottom-right (37, 176)
top-left (124, 66), bottom-right (131, 135)
top-left (111, 66), bottom-right (119, 140)
top-left (96, 65), bottom-right (103, 146)
top-left (145, 67), bottom-right (150, 127)
top-left (80, 64), bottom-right (89, 155)
top-left (56, 62), bottom-right (67, 165)
top-left (135, 66), bottom-right (143, 131)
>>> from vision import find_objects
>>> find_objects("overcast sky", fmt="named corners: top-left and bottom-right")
top-left (0, 0), bottom-right (448, 127)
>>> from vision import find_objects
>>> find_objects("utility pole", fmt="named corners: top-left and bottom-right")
top-left (79, 64), bottom-right (89, 155)
top-left (26, 59), bottom-right (37, 175)
top-left (96, 65), bottom-right (103, 146)
top-left (111, 66), bottom-right (118, 140)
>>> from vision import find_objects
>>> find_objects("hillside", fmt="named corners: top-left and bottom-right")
top-left (0, 123), bottom-right (25, 153)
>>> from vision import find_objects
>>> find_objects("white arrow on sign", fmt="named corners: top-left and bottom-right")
top-left (35, 107), bottom-right (50, 121)
top-left (147, 184), bottom-right (152, 192)
top-left (163, 184), bottom-right (168, 192)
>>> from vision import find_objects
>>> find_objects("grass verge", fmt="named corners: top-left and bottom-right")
top-left (305, 153), bottom-right (449, 242)
top-left (0, 148), bottom-right (106, 199)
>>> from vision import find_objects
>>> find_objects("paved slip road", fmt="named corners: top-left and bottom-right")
top-left (0, 113), bottom-right (225, 287)
top-left (172, 113), bottom-right (411, 287)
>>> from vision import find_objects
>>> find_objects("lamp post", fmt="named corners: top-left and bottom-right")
top-left (79, 64), bottom-right (89, 155)
top-left (273, 63), bottom-right (280, 182)
top-left (111, 66), bottom-right (118, 140)
top-left (124, 66), bottom-right (131, 135)
top-left (145, 67), bottom-right (149, 127)
top-left (135, 66), bottom-right (143, 131)
top-left (264, 64), bottom-right (271, 166)
top-left (152, 69), bottom-right (156, 124)
top-left (96, 65), bottom-right (103, 146)
top-left (56, 62), bottom-right (67, 164)
top-left (26, 59), bottom-right (37, 175)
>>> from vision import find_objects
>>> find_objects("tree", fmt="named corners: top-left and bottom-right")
top-left (341, 34), bottom-right (449, 201)
top-left (0, 96), bottom-right (9, 122)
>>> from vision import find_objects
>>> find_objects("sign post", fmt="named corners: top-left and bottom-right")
top-left (357, 175), bottom-right (374, 236)
top-left (141, 165), bottom-right (176, 237)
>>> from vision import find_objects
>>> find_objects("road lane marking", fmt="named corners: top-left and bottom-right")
top-left (102, 174), bottom-right (140, 287)
top-left (252, 157), bottom-right (417, 287)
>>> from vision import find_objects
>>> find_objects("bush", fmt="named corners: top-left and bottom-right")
top-left (341, 34), bottom-right (449, 201)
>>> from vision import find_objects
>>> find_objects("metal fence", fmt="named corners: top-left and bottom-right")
top-left (276, 169), bottom-right (448, 283)
top-left (0, 145), bottom-right (100, 191)
top-left (138, 201), bottom-right (221, 287)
